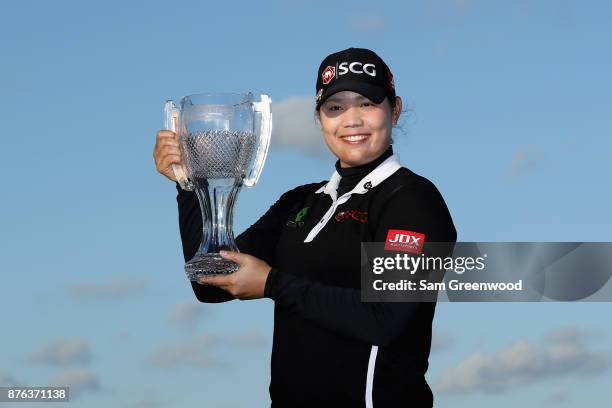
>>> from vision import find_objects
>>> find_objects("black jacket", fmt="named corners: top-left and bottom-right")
top-left (176, 154), bottom-right (457, 407)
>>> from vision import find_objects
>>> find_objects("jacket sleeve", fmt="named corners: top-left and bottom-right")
top-left (264, 181), bottom-right (457, 346)
top-left (176, 183), bottom-right (313, 303)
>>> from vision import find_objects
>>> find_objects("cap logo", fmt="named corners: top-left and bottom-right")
top-left (322, 66), bottom-right (335, 85)
top-left (338, 62), bottom-right (376, 77)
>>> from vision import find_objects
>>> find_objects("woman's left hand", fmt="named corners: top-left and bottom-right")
top-left (197, 251), bottom-right (271, 300)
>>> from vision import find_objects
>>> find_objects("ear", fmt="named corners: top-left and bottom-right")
top-left (392, 96), bottom-right (403, 125)
top-left (314, 109), bottom-right (322, 129)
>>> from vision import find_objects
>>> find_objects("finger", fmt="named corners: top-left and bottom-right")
top-left (219, 250), bottom-right (243, 264)
top-left (157, 139), bottom-right (180, 148)
top-left (156, 130), bottom-right (176, 140)
top-left (159, 154), bottom-right (182, 170)
top-left (198, 274), bottom-right (231, 287)
top-left (158, 145), bottom-right (182, 157)
top-left (153, 145), bottom-right (181, 162)
top-left (159, 155), bottom-right (182, 171)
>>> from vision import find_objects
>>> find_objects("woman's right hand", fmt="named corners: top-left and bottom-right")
top-left (153, 130), bottom-right (182, 182)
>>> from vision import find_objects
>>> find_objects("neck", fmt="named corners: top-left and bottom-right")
top-left (335, 146), bottom-right (393, 175)
top-left (334, 146), bottom-right (394, 196)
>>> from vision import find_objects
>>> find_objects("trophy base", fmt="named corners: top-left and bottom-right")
top-left (185, 253), bottom-right (239, 281)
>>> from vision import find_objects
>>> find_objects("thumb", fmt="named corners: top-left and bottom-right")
top-left (220, 250), bottom-right (242, 264)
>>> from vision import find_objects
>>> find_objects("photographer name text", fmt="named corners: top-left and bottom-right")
top-left (373, 279), bottom-right (523, 291)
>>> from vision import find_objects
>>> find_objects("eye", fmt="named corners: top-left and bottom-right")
top-left (325, 104), bottom-right (342, 112)
top-left (361, 101), bottom-right (374, 108)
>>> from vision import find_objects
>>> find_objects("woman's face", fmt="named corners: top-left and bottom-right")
top-left (318, 91), bottom-right (401, 168)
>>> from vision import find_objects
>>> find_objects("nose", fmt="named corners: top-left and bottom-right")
top-left (342, 106), bottom-right (364, 128)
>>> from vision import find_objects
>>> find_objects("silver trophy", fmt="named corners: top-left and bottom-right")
top-left (164, 92), bottom-right (272, 280)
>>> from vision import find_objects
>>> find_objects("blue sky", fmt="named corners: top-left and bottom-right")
top-left (1, 0), bottom-right (611, 407)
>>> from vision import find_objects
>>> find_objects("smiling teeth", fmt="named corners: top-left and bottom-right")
top-left (343, 135), bottom-right (368, 141)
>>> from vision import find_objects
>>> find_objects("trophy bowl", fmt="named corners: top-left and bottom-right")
top-left (164, 92), bottom-right (272, 280)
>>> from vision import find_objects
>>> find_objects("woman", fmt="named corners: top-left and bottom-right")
top-left (154, 47), bottom-right (457, 407)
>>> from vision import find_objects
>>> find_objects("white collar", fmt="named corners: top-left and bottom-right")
top-left (315, 154), bottom-right (402, 197)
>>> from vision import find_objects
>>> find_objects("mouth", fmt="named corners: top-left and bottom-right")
top-left (339, 134), bottom-right (370, 144)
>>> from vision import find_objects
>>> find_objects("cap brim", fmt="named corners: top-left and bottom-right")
top-left (317, 82), bottom-right (388, 107)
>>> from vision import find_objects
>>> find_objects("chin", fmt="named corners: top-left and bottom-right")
top-left (347, 148), bottom-right (386, 164)
top-left (340, 154), bottom-right (374, 168)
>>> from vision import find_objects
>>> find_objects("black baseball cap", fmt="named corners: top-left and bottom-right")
top-left (315, 47), bottom-right (396, 108)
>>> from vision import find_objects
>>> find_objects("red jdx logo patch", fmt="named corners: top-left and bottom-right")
top-left (384, 229), bottom-right (425, 254)
top-left (322, 66), bottom-right (335, 85)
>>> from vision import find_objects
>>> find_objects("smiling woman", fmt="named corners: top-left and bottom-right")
top-left (319, 91), bottom-right (401, 168)
top-left (154, 47), bottom-right (457, 408)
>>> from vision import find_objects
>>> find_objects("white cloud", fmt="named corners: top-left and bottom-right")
top-left (66, 277), bottom-right (149, 299)
top-left (433, 37), bottom-right (452, 58)
top-left (350, 15), bottom-right (386, 32)
top-left (26, 338), bottom-right (92, 366)
top-left (168, 300), bottom-right (207, 331)
top-left (426, 0), bottom-right (478, 16)
top-left (50, 369), bottom-right (100, 397)
top-left (506, 144), bottom-right (544, 181)
top-left (114, 330), bottom-right (131, 344)
top-left (0, 370), bottom-right (21, 387)
top-left (452, 0), bottom-right (477, 9)
top-left (149, 347), bottom-right (221, 369)
top-left (230, 330), bottom-right (269, 347)
top-left (147, 331), bottom-right (269, 369)
top-left (436, 327), bottom-right (612, 394)
top-left (272, 96), bottom-right (328, 156)
top-left (546, 390), bottom-right (571, 405)
top-left (542, 326), bottom-right (601, 344)
top-left (148, 339), bottom-right (224, 369)
top-left (431, 329), bottom-right (454, 352)
top-left (125, 397), bottom-right (165, 408)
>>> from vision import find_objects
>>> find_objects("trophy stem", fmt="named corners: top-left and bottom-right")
top-left (185, 178), bottom-right (242, 280)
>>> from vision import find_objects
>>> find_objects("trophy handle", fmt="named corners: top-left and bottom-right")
top-left (245, 94), bottom-right (272, 187)
top-left (164, 100), bottom-right (195, 191)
